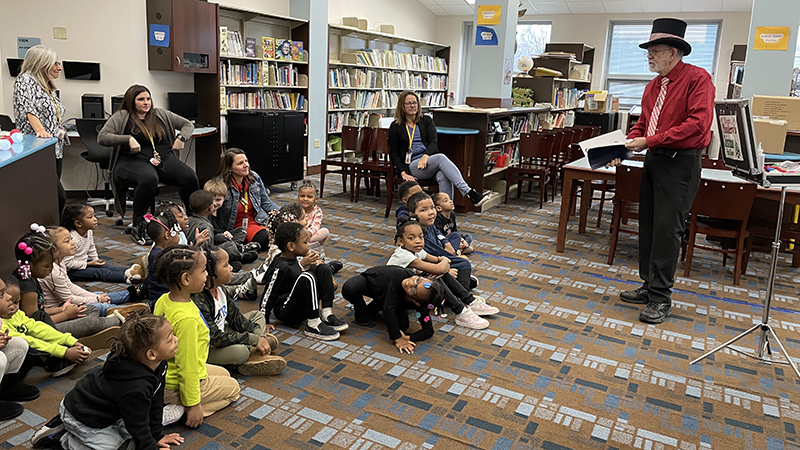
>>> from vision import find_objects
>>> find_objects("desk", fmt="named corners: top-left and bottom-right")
top-left (0, 135), bottom-right (59, 273)
top-left (437, 127), bottom-right (480, 212)
top-left (555, 157), bottom-right (800, 253)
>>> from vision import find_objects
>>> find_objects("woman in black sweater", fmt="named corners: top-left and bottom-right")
top-left (388, 90), bottom-right (488, 207)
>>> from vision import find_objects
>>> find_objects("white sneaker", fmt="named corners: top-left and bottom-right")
top-left (469, 296), bottom-right (499, 316)
top-left (162, 404), bottom-right (185, 426)
top-left (455, 307), bottom-right (489, 330)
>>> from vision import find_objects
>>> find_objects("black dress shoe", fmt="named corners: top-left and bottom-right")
top-left (639, 302), bottom-right (671, 324)
top-left (620, 286), bottom-right (649, 304)
top-left (0, 401), bottom-right (23, 421)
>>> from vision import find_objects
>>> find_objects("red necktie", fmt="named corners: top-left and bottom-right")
top-left (647, 77), bottom-right (670, 137)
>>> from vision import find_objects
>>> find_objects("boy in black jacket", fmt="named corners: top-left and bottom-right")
top-left (260, 222), bottom-right (345, 341)
top-left (31, 314), bottom-right (184, 450)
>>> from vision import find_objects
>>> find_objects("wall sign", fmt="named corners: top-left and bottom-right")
top-left (477, 5), bottom-right (502, 25)
top-left (475, 26), bottom-right (498, 46)
top-left (149, 24), bottom-right (170, 47)
top-left (17, 37), bottom-right (41, 58)
top-left (753, 26), bottom-right (791, 51)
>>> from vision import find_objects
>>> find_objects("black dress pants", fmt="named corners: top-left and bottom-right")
top-left (638, 149), bottom-right (701, 305)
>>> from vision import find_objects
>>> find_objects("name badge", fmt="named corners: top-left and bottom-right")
top-left (405, 150), bottom-right (412, 165)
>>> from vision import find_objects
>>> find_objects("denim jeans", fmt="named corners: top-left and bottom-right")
top-left (88, 290), bottom-right (130, 316)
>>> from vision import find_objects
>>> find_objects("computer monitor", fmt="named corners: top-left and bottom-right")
top-left (63, 61), bottom-right (101, 80)
top-left (6, 58), bottom-right (23, 77)
top-left (167, 92), bottom-right (198, 122)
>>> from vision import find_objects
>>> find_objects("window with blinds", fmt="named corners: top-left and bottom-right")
top-left (605, 21), bottom-right (721, 108)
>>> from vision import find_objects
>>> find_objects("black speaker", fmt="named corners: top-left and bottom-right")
top-left (82, 94), bottom-right (104, 119)
top-left (111, 95), bottom-right (124, 113)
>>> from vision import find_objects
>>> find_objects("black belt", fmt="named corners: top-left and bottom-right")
top-left (649, 148), bottom-right (702, 157)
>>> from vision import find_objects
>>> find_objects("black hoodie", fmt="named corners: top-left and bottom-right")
top-left (64, 355), bottom-right (167, 450)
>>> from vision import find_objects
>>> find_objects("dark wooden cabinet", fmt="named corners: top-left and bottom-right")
top-left (147, 0), bottom-right (218, 74)
top-left (226, 111), bottom-right (305, 186)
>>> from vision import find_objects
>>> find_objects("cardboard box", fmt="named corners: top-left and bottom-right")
top-left (358, 19), bottom-right (368, 30)
top-left (379, 24), bottom-right (395, 34)
top-left (343, 17), bottom-right (359, 28)
top-left (753, 118), bottom-right (788, 154)
top-left (584, 91), bottom-right (611, 113)
top-left (752, 95), bottom-right (800, 131)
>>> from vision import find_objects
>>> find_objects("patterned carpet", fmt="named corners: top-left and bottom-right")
top-left (3, 179), bottom-right (800, 450)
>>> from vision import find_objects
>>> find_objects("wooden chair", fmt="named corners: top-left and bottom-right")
top-left (682, 180), bottom-right (757, 286)
top-left (505, 132), bottom-right (555, 208)
top-left (607, 164), bottom-right (642, 265)
top-left (320, 126), bottom-right (368, 201)
top-left (353, 128), bottom-right (395, 218)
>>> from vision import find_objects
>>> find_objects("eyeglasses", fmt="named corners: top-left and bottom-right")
top-left (643, 48), bottom-right (672, 58)
top-left (54, 61), bottom-right (62, 67)
top-left (404, 101), bottom-right (418, 106)
top-left (409, 276), bottom-right (430, 299)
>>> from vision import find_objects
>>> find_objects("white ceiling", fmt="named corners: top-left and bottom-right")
top-left (416, 0), bottom-right (753, 15)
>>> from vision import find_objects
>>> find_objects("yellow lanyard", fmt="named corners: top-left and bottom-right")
top-left (406, 124), bottom-right (416, 149)
top-left (236, 179), bottom-right (249, 213)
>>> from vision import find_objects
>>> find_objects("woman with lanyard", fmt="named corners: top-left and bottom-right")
top-left (388, 90), bottom-right (489, 208)
top-left (98, 84), bottom-right (199, 244)
top-left (216, 148), bottom-right (279, 250)
top-left (12, 45), bottom-right (69, 215)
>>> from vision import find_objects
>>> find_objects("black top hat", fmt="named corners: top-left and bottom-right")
top-left (639, 18), bottom-right (692, 56)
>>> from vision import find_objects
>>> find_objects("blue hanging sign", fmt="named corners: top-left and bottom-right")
top-left (149, 24), bottom-right (170, 47)
top-left (475, 26), bottom-right (498, 46)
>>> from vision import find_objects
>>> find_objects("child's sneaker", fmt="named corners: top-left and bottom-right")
top-left (468, 297), bottom-right (499, 316)
top-left (124, 264), bottom-right (145, 284)
top-left (469, 275), bottom-right (479, 289)
top-left (162, 404), bottom-right (185, 426)
top-left (264, 333), bottom-right (279, 353)
top-left (238, 350), bottom-right (287, 376)
top-left (328, 260), bottom-right (343, 274)
top-left (107, 303), bottom-right (151, 321)
top-left (241, 242), bottom-right (261, 253)
top-left (352, 308), bottom-right (371, 326)
top-left (455, 307), bottom-right (489, 330)
top-left (323, 314), bottom-right (349, 332)
top-left (252, 259), bottom-right (271, 285)
top-left (46, 359), bottom-right (76, 378)
top-left (31, 415), bottom-right (65, 448)
top-left (234, 277), bottom-right (258, 301)
top-left (305, 322), bottom-right (340, 341)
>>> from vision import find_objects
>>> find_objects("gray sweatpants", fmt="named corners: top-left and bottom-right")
top-left (409, 153), bottom-right (471, 199)
top-left (54, 305), bottom-right (121, 339)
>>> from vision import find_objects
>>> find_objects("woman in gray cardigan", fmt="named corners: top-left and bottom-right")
top-left (98, 85), bottom-right (199, 244)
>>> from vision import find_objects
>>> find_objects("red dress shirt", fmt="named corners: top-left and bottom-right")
top-left (628, 61), bottom-right (715, 150)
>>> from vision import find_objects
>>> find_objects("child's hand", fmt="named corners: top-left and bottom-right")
top-left (300, 252), bottom-right (319, 267)
top-left (158, 433), bottom-right (184, 448)
top-left (98, 294), bottom-right (111, 303)
top-left (63, 301), bottom-right (87, 319)
top-left (0, 331), bottom-right (10, 350)
top-left (256, 336), bottom-right (271, 355)
top-left (223, 231), bottom-right (233, 240)
top-left (459, 239), bottom-right (469, 250)
top-left (87, 259), bottom-right (106, 267)
top-left (65, 346), bottom-right (91, 364)
top-left (448, 268), bottom-right (458, 278)
top-left (195, 229), bottom-right (210, 246)
top-left (185, 404), bottom-right (204, 428)
top-left (436, 258), bottom-right (450, 274)
top-left (265, 323), bottom-right (275, 333)
top-left (395, 338), bottom-right (416, 354)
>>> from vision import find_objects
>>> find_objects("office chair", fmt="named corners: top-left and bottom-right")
top-left (75, 118), bottom-right (115, 216)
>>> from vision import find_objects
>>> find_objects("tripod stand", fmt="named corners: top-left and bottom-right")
top-left (690, 186), bottom-right (800, 379)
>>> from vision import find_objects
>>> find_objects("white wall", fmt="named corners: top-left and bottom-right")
top-left (437, 11), bottom-right (753, 102)
top-left (0, 0), bottom-right (289, 192)
top-left (328, 0), bottom-right (438, 43)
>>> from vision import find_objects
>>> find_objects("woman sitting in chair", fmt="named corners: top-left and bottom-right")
top-left (98, 85), bottom-right (199, 244)
top-left (388, 90), bottom-right (488, 208)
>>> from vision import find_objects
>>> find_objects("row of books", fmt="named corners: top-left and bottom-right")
top-left (224, 91), bottom-right (307, 111)
top-left (552, 87), bottom-right (579, 110)
top-left (328, 68), bottom-right (447, 91)
top-left (219, 26), bottom-right (304, 61)
top-left (327, 111), bottom-right (377, 132)
top-left (547, 110), bottom-right (575, 128)
top-left (341, 49), bottom-right (447, 73)
top-left (220, 61), bottom-right (300, 87)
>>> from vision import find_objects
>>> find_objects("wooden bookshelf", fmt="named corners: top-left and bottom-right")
top-left (326, 24), bottom-right (450, 137)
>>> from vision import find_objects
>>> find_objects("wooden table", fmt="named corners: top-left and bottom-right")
top-left (556, 157), bottom-right (800, 253)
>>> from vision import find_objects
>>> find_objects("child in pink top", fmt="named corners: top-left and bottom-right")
top-left (297, 181), bottom-right (342, 273)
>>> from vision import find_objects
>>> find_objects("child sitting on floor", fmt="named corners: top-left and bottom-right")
top-left (153, 245), bottom-right (240, 428)
top-left (387, 218), bottom-right (493, 329)
top-left (145, 212), bottom-right (182, 306)
top-left (41, 226), bottom-right (147, 318)
top-left (395, 180), bottom-right (422, 221)
top-left (14, 230), bottom-right (121, 342)
top-left (1, 276), bottom-right (93, 378)
top-left (61, 205), bottom-right (144, 284)
top-left (0, 276), bottom-right (40, 421)
top-left (193, 246), bottom-right (286, 376)
top-left (260, 222), bottom-right (346, 341)
top-left (187, 190), bottom-right (258, 270)
top-left (31, 313), bottom-right (185, 450)
top-left (157, 200), bottom-right (209, 247)
top-left (203, 178), bottom-right (253, 251)
top-left (407, 191), bottom-right (479, 292)
top-left (432, 192), bottom-right (473, 255)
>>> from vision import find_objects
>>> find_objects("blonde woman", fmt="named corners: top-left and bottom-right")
top-left (388, 90), bottom-right (488, 207)
top-left (12, 45), bottom-right (67, 213)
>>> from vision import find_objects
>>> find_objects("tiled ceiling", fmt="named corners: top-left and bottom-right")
top-left (416, 0), bottom-right (753, 15)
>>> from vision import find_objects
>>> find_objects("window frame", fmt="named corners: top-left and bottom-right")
top-left (514, 20), bottom-right (552, 75)
top-left (604, 19), bottom-right (722, 108)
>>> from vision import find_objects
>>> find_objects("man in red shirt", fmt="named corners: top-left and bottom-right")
top-left (613, 18), bottom-right (715, 323)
